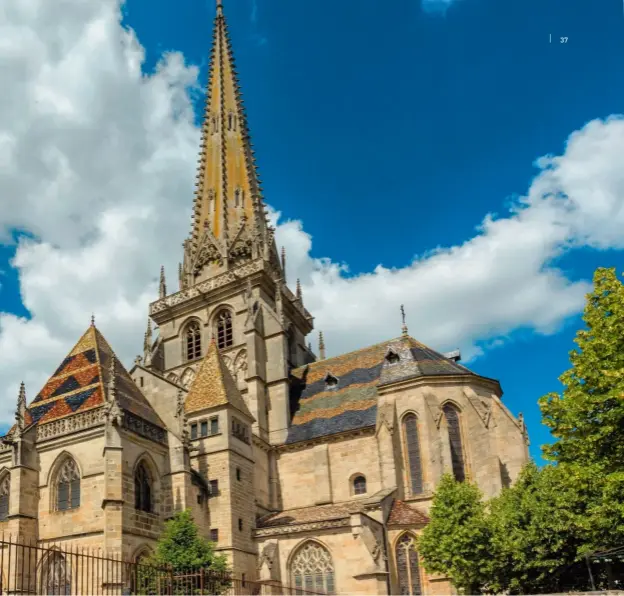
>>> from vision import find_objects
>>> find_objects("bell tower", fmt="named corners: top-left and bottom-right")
top-left (145, 0), bottom-right (314, 514)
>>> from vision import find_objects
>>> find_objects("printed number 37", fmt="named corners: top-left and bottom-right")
top-left (560, 37), bottom-right (568, 43)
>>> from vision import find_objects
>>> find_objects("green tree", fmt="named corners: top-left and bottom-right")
top-left (539, 267), bottom-right (624, 471)
top-left (139, 510), bottom-right (230, 595)
top-left (418, 474), bottom-right (493, 594)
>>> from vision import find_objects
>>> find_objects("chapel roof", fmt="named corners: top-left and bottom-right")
top-left (387, 499), bottom-right (430, 526)
top-left (286, 334), bottom-right (475, 444)
top-left (184, 339), bottom-right (254, 420)
top-left (26, 324), bottom-right (166, 430)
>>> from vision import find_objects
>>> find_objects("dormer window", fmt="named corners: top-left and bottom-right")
top-left (385, 349), bottom-right (400, 364)
top-left (325, 373), bottom-right (338, 389)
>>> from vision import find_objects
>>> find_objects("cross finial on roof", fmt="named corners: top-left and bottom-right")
top-left (91, 313), bottom-right (95, 327)
top-left (400, 304), bottom-right (408, 336)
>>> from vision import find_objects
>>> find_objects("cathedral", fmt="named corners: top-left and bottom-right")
top-left (0, 2), bottom-right (530, 594)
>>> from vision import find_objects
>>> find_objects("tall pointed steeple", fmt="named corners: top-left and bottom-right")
top-left (183, 1), bottom-right (277, 284)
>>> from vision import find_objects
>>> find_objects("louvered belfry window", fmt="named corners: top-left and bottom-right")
top-left (186, 320), bottom-right (202, 361)
top-left (403, 414), bottom-right (423, 495)
top-left (57, 458), bottom-right (80, 511)
top-left (0, 474), bottom-right (10, 521)
top-left (396, 533), bottom-right (422, 595)
top-left (443, 404), bottom-right (466, 482)
top-left (217, 311), bottom-right (233, 349)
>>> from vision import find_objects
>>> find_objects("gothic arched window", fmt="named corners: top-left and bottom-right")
top-left (403, 414), bottom-right (423, 495)
top-left (56, 458), bottom-right (80, 511)
top-left (353, 475), bottom-right (366, 495)
top-left (135, 462), bottom-right (152, 513)
top-left (41, 551), bottom-right (71, 595)
top-left (443, 403), bottom-right (466, 482)
top-left (216, 310), bottom-right (233, 349)
top-left (185, 320), bottom-right (202, 361)
top-left (395, 533), bottom-right (422, 595)
top-left (0, 474), bottom-right (9, 521)
top-left (290, 542), bottom-right (335, 595)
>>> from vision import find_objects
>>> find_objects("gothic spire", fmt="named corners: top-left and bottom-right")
top-left (281, 246), bottom-right (286, 282)
top-left (186, 1), bottom-right (272, 280)
top-left (143, 319), bottom-right (153, 365)
top-left (296, 278), bottom-right (302, 301)
top-left (159, 266), bottom-right (167, 299)
top-left (319, 331), bottom-right (326, 360)
top-left (16, 382), bottom-right (26, 432)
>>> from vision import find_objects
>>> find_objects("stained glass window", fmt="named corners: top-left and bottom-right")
top-left (216, 311), bottom-right (233, 349)
top-left (443, 404), bottom-right (465, 482)
top-left (186, 321), bottom-right (202, 361)
top-left (353, 475), bottom-right (367, 495)
top-left (396, 534), bottom-right (422, 595)
top-left (403, 414), bottom-right (423, 495)
top-left (42, 552), bottom-right (71, 595)
top-left (135, 462), bottom-right (152, 512)
top-left (57, 458), bottom-right (80, 511)
top-left (0, 474), bottom-right (9, 521)
top-left (290, 542), bottom-right (335, 595)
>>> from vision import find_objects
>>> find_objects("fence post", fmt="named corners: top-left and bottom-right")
top-left (200, 567), bottom-right (205, 595)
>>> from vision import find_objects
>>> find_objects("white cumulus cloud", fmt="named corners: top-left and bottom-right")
top-left (0, 0), bottom-right (623, 426)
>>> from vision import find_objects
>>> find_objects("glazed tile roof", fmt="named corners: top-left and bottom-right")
top-left (387, 499), bottom-right (430, 526)
top-left (256, 501), bottom-right (365, 528)
top-left (185, 340), bottom-right (254, 420)
top-left (27, 324), bottom-right (165, 430)
top-left (287, 335), bottom-right (474, 444)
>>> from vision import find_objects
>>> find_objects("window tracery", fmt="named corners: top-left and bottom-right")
top-left (395, 533), bottom-right (422, 595)
top-left (135, 461), bottom-right (152, 513)
top-left (41, 551), bottom-right (71, 595)
top-left (290, 542), bottom-right (335, 595)
top-left (443, 404), bottom-right (466, 482)
top-left (180, 367), bottom-right (196, 389)
top-left (56, 458), bottom-right (80, 511)
top-left (185, 320), bottom-right (202, 361)
top-left (403, 414), bottom-right (423, 495)
top-left (0, 474), bottom-right (9, 521)
top-left (216, 310), bottom-right (233, 349)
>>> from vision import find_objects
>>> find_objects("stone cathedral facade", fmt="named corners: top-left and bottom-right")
top-left (0, 2), bottom-right (530, 594)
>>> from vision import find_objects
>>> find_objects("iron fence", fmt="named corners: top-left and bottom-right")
top-left (0, 535), bottom-right (323, 595)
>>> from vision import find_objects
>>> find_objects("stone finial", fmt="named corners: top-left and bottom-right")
top-left (308, 341), bottom-right (312, 352)
top-left (178, 262), bottom-right (184, 290)
top-left (319, 331), bottom-right (326, 360)
top-left (143, 319), bottom-right (153, 366)
top-left (16, 382), bottom-right (26, 432)
top-left (91, 313), bottom-right (95, 327)
top-left (296, 279), bottom-right (302, 301)
top-left (281, 246), bottom-right (286, 282)
top-left (159, 266), bottom-right (167, 299)
top-left (400, 304), bottom-right (408, 336)
top-left (104, 355), bottom-right (123, 426)
top-left (134, 355), bottom-right (143, 366)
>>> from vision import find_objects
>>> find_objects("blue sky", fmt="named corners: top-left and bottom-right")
top-left (0, 0), bottom-right (623, 463)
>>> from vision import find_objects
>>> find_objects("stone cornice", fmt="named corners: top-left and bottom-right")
top-left (254, 518), bottom-right (350, 538)
top-left (377, 373), bottom-right (502, 398)
top-left (276, 426), bottom-right (376, 453)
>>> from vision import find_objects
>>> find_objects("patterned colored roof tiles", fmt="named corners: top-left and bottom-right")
top-left (287, 335), bottom-right (477, 444)
top-left (185, 340), bottom-right (254, 420)
top-left (26, 324), bottom-right (166, 432)
top-left (387, 499), bottom-right (430, 526)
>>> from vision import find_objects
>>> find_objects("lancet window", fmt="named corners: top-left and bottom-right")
top-left (403, 413), bottom-right (423, 495)
top-left (443, 403), bottom-right (466, 482)
top-left (185, 320), bottom-right (202, 361)
top-left (134, 461), bottom-right (152, 513)
top-left (395, 533), bottom-right (422, 595)
top-left (216, 310), bottom-right (233, 349)
top-left (290, 542), bottom-right (335, 595)
top-left (0, 474), bottom-right (9, 521)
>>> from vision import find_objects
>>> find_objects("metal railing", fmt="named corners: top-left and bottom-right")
top-left (0, 535), bottom-right (323, 595)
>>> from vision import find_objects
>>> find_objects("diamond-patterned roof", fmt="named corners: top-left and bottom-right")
top-left (27, 324), bottom-right (165, 430)
top-left (185, 340), bottom-right (254, 420)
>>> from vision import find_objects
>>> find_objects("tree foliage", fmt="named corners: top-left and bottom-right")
top-left (418, 474), bottom-right (493, 594)
top-left (539, 267), bottom-right (624, 470)
top-left (419, 267), bottom-right (624, 593)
